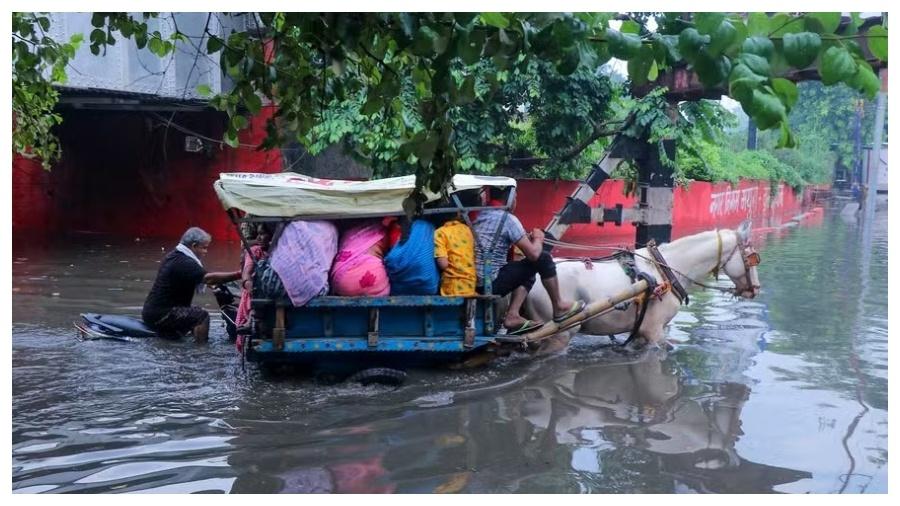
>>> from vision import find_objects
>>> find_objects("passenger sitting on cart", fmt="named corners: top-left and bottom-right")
top-left (331, 219), bottom-right (392, 296)
top-left (235, 223), bottom-right (273, 351)
top-left (142, 227), bottom-right (241, 342)
top-left (433, 211), bottom-right (477, 296)
top-left (472, 187), bottom-right (585, 335)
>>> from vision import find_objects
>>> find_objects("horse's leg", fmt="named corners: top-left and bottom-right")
top-left (632, 297), bottom-right (680, 349)
top-left (534, 329), bottom-right (575, 356)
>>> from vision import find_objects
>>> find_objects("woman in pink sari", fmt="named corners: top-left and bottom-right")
top-left (235, 225), bottom-right (271, 352)
top-left (331, 220), bottom-right (391, 296)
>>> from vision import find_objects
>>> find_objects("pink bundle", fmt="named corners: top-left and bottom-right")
top-left (331, 221), bottom-right (390, 296)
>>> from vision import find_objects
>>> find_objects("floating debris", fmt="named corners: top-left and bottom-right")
top-left (51, 292), bottom-right (60, 297)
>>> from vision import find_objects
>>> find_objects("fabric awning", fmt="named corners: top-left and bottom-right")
top-left (213, 172), bottom-right (516, 218)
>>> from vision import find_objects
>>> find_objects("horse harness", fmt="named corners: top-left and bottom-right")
top-left (712, 229), bottom-right (761, 294)
top-left (609, 240), bottom-right (689, 345)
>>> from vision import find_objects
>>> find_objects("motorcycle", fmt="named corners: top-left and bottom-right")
top-left (74, 283), bottom-right (239, 341)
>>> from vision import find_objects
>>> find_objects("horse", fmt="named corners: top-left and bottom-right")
top-left (524, 220), bottom-right (761, 349)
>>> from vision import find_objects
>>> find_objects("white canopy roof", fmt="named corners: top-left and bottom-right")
top-left (213, 172), bottom-right (517, 218)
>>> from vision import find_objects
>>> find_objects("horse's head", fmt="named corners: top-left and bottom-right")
top-left (719, 220), bottom-right (761, 298)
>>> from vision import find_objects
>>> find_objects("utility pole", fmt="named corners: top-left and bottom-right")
top-left (862, 69), bottom-right (887, 224)
top-left (747, 119), bottom-right (757, 150)
top-left (853, 98), bottom-right (864, 199)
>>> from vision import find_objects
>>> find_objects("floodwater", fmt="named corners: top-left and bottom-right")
top-left (12, 209), bottom-right (888, 493)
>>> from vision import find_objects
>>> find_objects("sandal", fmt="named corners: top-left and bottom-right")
top-left (506, 319), bottom-right (544, 336)
top-left (553, 300), bottom-right (586, 323)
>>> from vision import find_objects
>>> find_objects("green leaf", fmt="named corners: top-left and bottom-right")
top-left (867, 25), bottom-right (888, 62)
top-left (627, 45), bottom-right (655, 85)
top-left (245, 92), bottom-right (262, 115)
top-left (91, 13), bottom-right (106, 28)
top-left (806, 12), bottom-right (841, 34)
top-left (695, 13), bottom-right (726, 35)
top-left (782, 32), bottom-right (821, 68)
top-left (771, 78), bottom-right (798, 110)
top-left (677, 28), bottom-right (707, 63)
top-left (196, 84), bottom-right (212, 97)
top-left (119, 21), bottom-right (133, 38)
top-left (480, 13), bottom-right (509, 29)
top-left (849, 63), bottom-right (881, 98)
top-left (454, 13), bottom-right (478, 26)
top-left (412, 25), bottom-right (439, 56)
top-left (223, 128), bottom-right (239, 148)
top-left (90, 28), bottom-right (106, 46)
top-left (693, 51), bottom-right (731, 87)
top-left (778, 121), bottom-right (797, 148)
top-left (455, 30), bottom-right (485, 65)
top-left (819, 46), bottom-right (857, 85)
top-left (148, 37), bottom-right (163, 57)
top-left (450, 76), bottom-right (477, 104)
top-left (769, 13), bottom-right (804, 36)
top-left (707, 20), bottom-right (737, 56)
top-left (729, 77), bottom-right (760, 105)
top-left (736, 53), bottom-right (770, 76)
top-left (747, 12), bottom-right (770, 36)
top-left (653, 34), bottom-right (680, 63)
top-left (749, 89), bottom-right (786, 130)
top-left (231, 114), bottom-right (248, 130)
top-left (361, 95), bottom-right (384, 116)
top-left (414, 133), bottom-right (439, 168)
top-left (69, 33), bottom-right (84, 46)
top-left (741, 36), bottom-right (774, 60)
top-left (726, 19), bottom-right (748, 55)
top-left (648, 59), bottom-right (659, 81)
top-left (621, 20), bottom-right (641, 34)
top-left (606, 29), bottom-right (642, 59)
top-left (556, 47), bottom-right (581, 75)
top-left (207, 35), bottom-right (223, 54)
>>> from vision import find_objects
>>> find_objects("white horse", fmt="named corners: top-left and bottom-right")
top-left (524, 220), bottom-right (761, 348)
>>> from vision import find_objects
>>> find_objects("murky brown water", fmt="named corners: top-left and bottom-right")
top-left (12, 210), bottom-right (887, 493)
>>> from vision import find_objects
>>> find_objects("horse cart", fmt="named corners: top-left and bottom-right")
top-left (213, 172), bottom-right (679, 383)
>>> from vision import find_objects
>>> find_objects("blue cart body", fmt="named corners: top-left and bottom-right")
top-left (248, 295), bottom-right (498, 373)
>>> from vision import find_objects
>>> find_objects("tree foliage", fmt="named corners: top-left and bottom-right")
top-left (12, 11), bottom-right (887, 205)
top-left (12, 12), bottom-right (84, 168)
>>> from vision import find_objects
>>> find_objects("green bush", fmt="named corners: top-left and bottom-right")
top-left (675, 137), bottom-right (816, 190)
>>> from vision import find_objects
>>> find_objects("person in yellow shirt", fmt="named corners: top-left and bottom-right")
top-left (433, 213), bottom-right (477, 296)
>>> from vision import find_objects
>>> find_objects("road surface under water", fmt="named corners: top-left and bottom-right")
top-left (12, 210), bottom-right (887, 493)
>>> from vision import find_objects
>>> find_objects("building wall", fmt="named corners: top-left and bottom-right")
top-left (12, 106), bottom-right (281, 241)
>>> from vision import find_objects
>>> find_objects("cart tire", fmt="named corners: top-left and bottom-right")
top-left (347, 368), bottom-right (407, 386)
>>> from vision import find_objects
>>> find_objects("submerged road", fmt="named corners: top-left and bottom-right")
top-left (11, 209), bottom-right (888, 493)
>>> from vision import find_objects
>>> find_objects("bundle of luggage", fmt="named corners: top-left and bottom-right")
top-left (253, 191), bottom-right (485, 306)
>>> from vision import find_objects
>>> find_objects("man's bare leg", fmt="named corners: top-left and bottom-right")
top-left (503, 286), bottom-right (543, 330)
top-left (193, 314), bottom-right (210, 342)
top-left (540, 275), bottom-right (575, 319)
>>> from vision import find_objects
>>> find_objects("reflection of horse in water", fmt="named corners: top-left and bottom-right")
top-left (520, 350), bottom-right (810, 492)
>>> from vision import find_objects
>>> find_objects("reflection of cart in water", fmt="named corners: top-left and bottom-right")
top-left (222, 349), bottom-right (812, 493)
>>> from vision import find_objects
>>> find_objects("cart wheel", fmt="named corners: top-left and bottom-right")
top-left (347, 368), bottom-right (407, 386)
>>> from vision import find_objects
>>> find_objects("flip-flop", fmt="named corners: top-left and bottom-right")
top-left (553, 300), bottom-right (586, 323)
top-left (506, 319), bottom-right (543, 336)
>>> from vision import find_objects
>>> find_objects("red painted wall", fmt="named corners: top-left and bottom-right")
top-left (516, 178), bottom-right (819, 247)
top-left (12, 106), bottom-right (281, 242)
